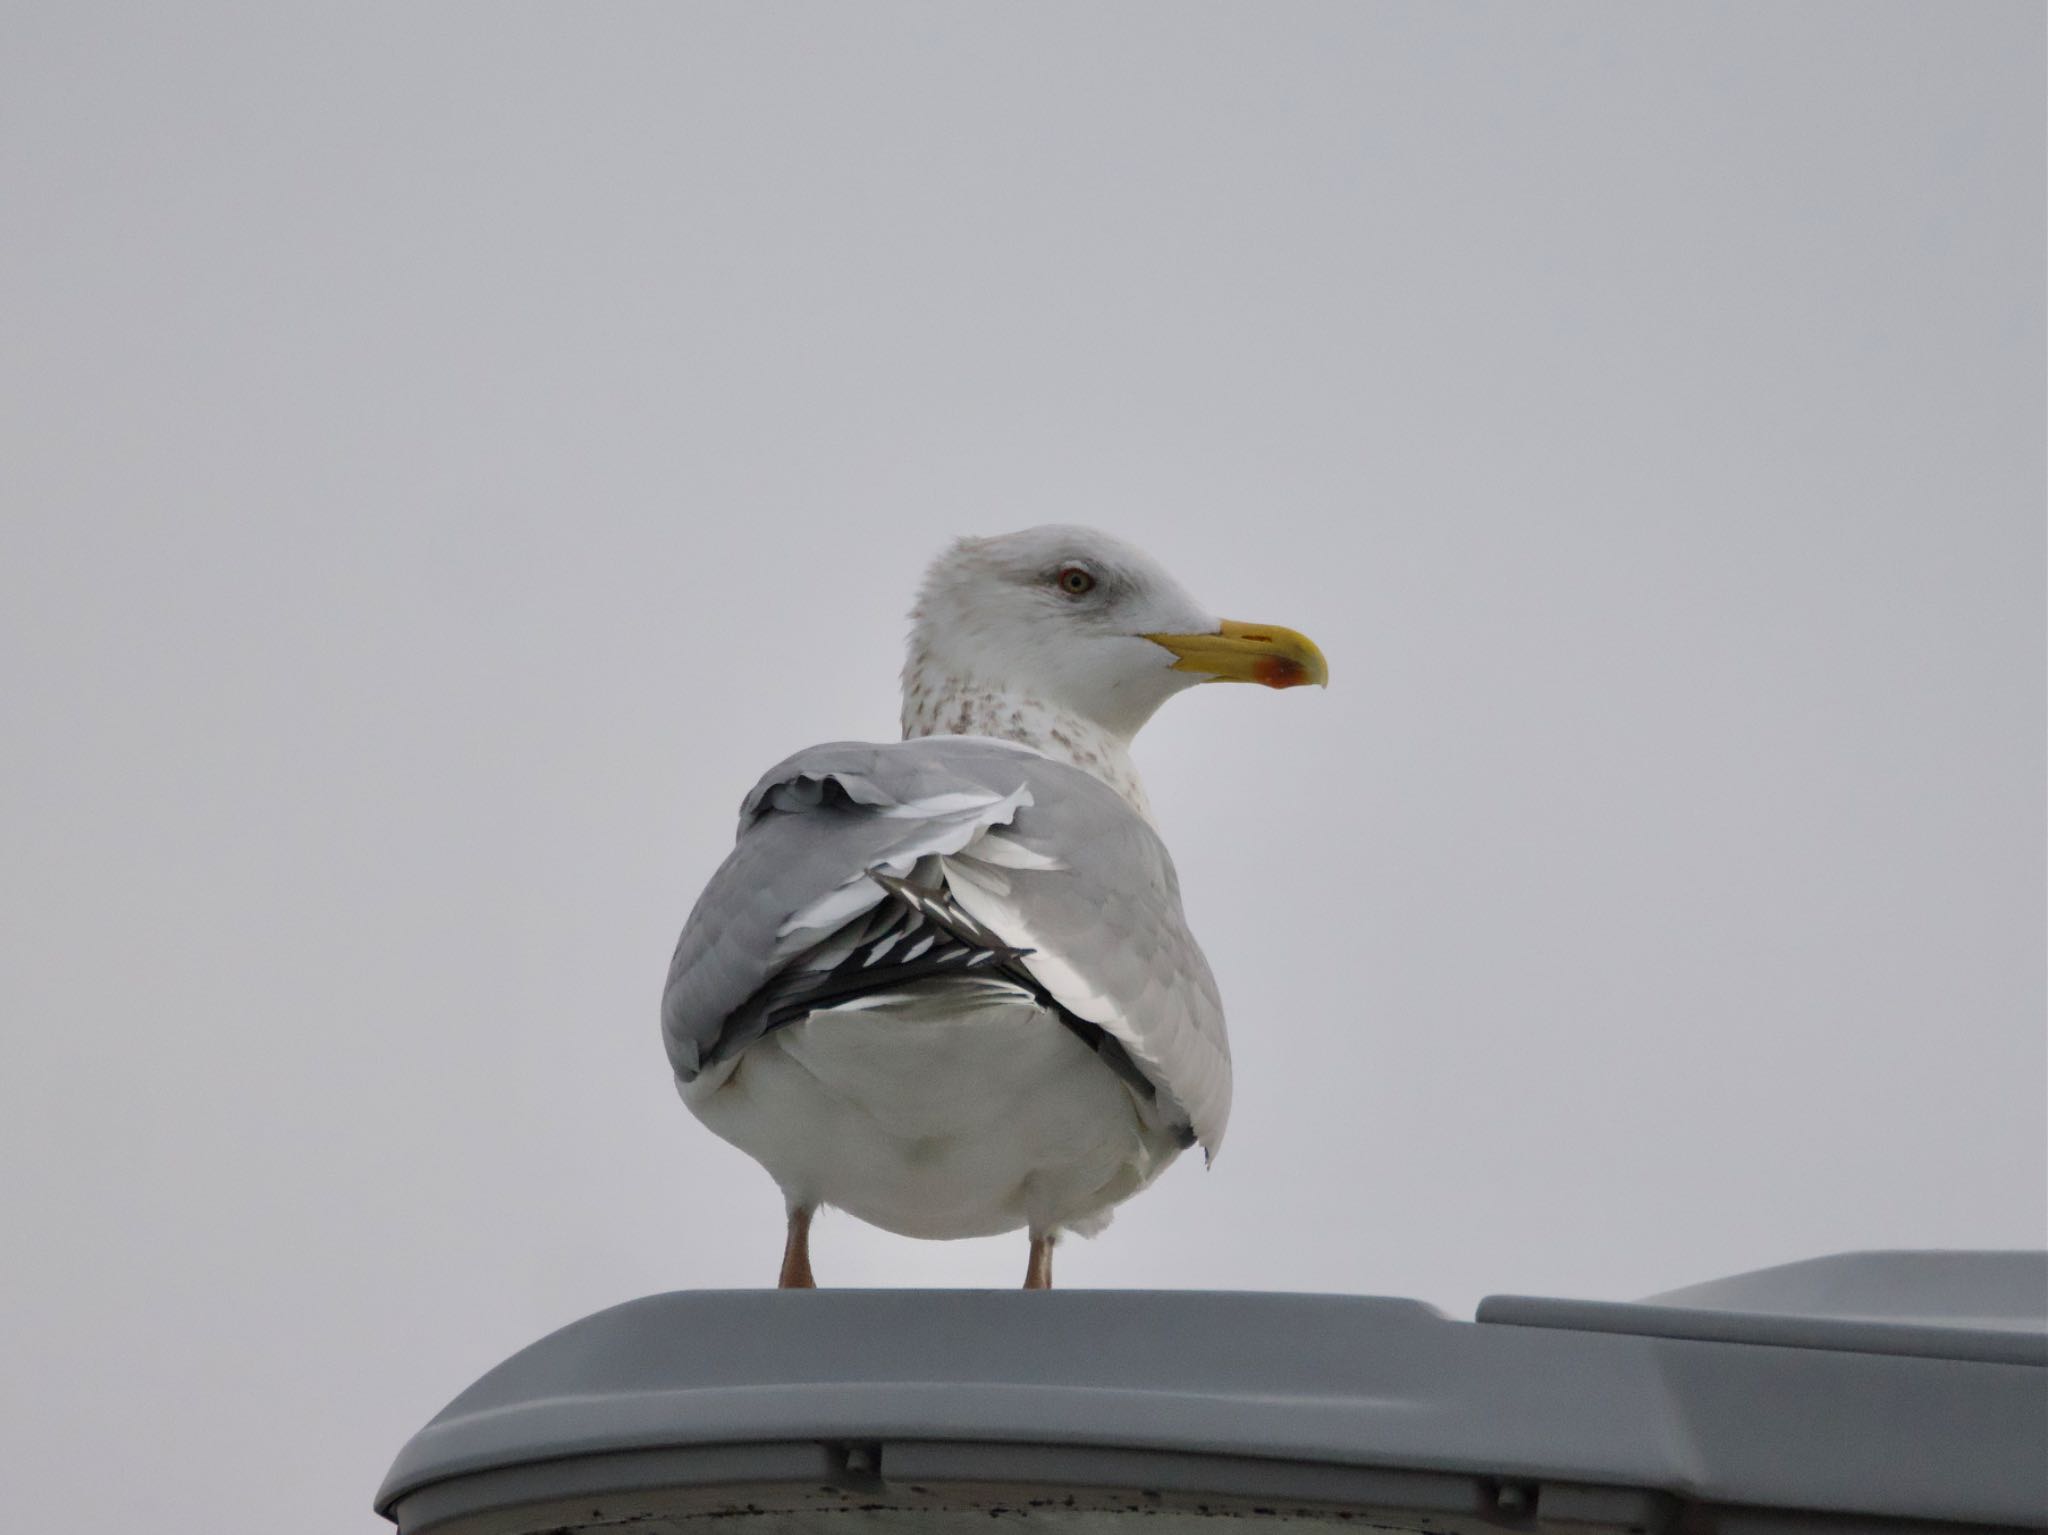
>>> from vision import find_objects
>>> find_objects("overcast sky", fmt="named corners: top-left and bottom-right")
top-left (2, 4), bottom-right (2042, 1532)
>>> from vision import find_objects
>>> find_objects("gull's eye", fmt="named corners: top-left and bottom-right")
top-left (1056, 565), bottom-right (1096, 596)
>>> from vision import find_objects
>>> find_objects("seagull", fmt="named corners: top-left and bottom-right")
top-left (662, 526), bottom-right (1326, 1288)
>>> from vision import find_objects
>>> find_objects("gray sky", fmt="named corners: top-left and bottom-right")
top-left (2, 4), bottom-right (2041, 1531)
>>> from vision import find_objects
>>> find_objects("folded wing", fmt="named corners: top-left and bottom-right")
top-left (661, 736), bottom-right (1232, 1156)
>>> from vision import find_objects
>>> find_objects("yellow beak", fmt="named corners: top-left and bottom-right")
top-left (1143, 618), bottom-right (1329, 689)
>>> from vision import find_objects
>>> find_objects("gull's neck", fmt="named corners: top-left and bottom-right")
top-left (901, 663), bottom-right (1153, 821)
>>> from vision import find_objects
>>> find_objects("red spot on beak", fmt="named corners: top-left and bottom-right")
top-left (1254, 655), bottom-right (1308, 688)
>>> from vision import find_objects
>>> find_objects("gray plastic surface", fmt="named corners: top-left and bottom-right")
top-left (376, 1253), bottom-right (2048, 1535)
top-left (1479, 1250), bottom-right (2047, 1366)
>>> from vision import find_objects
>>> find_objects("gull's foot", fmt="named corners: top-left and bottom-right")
top-left (778, 1206), bottom-right (816, 1289)
top-left (1023, 1232), bottom-right (1054, 1290)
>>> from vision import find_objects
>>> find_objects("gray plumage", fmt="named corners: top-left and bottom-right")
top-left (661, 735), bottom-right (1232, 1157)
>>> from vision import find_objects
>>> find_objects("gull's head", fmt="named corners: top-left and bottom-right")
top-left (905, 524), bottom-right (1327, 742)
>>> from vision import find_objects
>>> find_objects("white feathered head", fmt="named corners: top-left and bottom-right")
top-left (907, 525), bottom-right (1326, 739)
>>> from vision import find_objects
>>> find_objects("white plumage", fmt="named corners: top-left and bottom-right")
top-left (687, 983), bottom-right (1183, 1240)
top-left (662, 526), bottom-right (1326, 1287)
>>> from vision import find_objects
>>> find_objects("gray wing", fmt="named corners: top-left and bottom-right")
top-left (661, 735), bottom-right (1233, 1155)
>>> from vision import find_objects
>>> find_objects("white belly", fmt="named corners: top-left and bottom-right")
top-left (683, 986), bottom-right (1185, 1239)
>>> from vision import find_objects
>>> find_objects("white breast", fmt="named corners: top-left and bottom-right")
top-left (684, 982), bottom-right (1186, 1240)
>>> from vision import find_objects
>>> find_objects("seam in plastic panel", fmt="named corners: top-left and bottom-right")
top-left (1474, 1298), bottom-right (2047, 1368)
